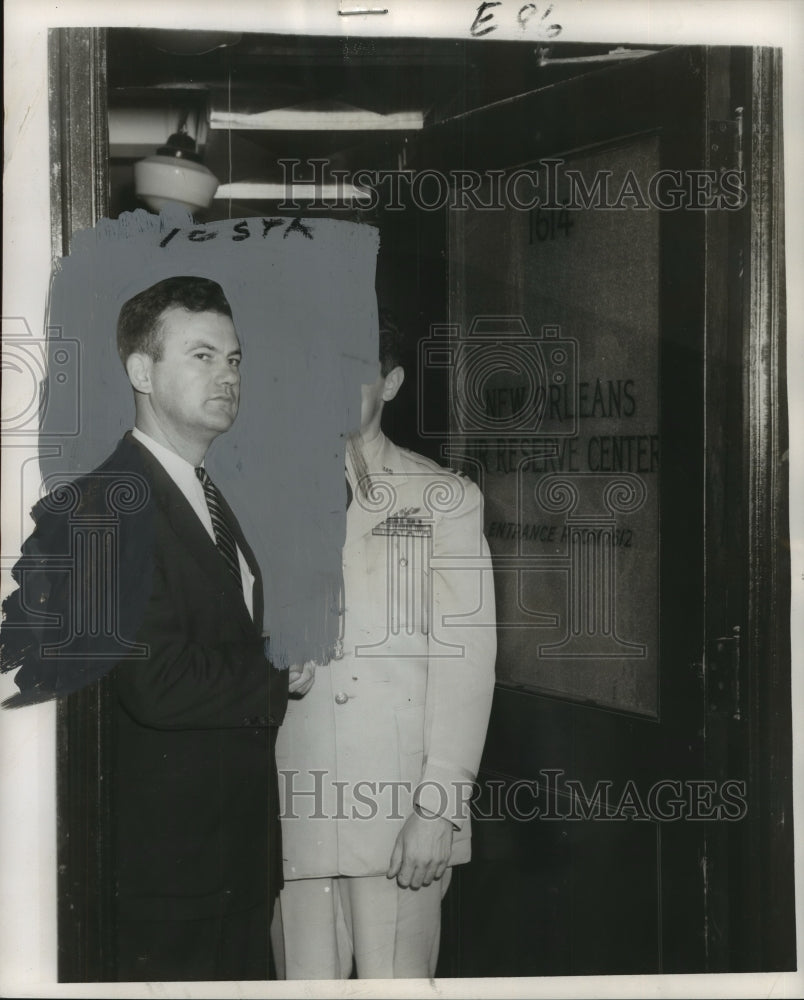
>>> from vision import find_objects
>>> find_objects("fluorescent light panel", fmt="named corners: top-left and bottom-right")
top-left (214, 181), bottom-right (370, 201)
top-left (209, 108), bottom-right (423, 131)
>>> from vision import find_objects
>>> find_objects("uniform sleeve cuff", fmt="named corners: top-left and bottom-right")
top-left (414, 768), bottom-right (477, 831)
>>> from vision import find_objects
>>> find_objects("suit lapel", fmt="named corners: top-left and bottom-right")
top-left (127, 435), bottom-right (258, 634)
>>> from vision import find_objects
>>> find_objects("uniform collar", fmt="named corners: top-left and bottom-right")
top-left (347, 428), bottom-right (385, 479)
top-left (345, 433), bottom-right (415, 544)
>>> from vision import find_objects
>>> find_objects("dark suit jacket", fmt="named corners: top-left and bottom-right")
top-left (1, 433), bottom-right (288, 923)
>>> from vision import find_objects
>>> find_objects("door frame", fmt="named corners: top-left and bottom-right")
top-left (49, 27), bottom-right (116, 982)
top-left (738, 45), bottom-right (793, 971)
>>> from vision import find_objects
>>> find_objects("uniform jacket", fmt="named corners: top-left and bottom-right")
top-left (275, 433), bottom-right (496, 879)
top-left (1, 433), bottom-right (288, 921)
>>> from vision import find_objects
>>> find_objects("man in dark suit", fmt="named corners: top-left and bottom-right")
top-left (1, 276), bottom-right (287, 981)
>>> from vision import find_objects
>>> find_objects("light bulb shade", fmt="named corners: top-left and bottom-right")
top-left (134, 154), bottom-right (219, 214)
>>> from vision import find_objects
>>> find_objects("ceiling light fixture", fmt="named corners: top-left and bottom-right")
top-left (134, 113), bottom-right (219, 215)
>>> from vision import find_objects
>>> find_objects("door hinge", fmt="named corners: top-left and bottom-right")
top-left (709, 108), bottom-right (744, 175)
top-left (706, 625), bottom-right (742, 720)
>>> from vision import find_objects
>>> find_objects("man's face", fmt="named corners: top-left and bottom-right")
top-left (147, 306), bottom-right (241, 448)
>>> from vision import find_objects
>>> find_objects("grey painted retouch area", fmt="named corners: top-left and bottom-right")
top-left (42, 209), bottom-right (380, 668)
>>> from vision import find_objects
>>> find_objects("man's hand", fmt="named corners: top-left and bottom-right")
top-left (288, 660), bottom-right (317, 696)
top-left (386, 810), bottom-right (453, 889)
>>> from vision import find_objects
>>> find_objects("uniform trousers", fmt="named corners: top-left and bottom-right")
top-left (271, 870), bottom-right (452, 980)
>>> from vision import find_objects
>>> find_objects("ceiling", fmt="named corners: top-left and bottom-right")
top-left (106, 28), bottom-right (664, 219)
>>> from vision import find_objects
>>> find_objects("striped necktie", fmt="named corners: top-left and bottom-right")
top-left (195, 466), bottom-right (243, 591)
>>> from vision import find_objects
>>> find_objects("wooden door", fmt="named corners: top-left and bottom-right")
top-left (414, 45), bottom-right (793, 976)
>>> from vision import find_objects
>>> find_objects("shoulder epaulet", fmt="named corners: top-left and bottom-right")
top-left (401, 448), bottom-right (473, 477)
top-left (396, 447), bottom-right (441, 471)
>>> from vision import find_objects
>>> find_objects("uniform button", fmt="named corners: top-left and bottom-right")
top-left (399, 557), bottom-right (408, 566)
top-left (335, 692), bottom-right (349, 705)
top-left (332, 640), bottom-right (344, 660)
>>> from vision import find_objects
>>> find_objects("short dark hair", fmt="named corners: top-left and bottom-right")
top-left (117, 276), bottom-right (232, 364)
top-left (378, 310), bottom-right (408, 377)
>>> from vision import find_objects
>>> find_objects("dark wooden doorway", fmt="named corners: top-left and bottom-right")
top-left (418, 45), bottom-right (793, 976)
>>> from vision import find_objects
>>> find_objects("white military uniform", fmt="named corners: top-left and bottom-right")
top-left (273, 431), bottom-right (497, 979)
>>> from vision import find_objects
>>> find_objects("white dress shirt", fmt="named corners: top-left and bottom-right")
top-left (132, 427), bottom-right (255, 619)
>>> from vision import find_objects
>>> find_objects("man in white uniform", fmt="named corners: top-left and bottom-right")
top-left (272, 316), bottom-right (497, 979)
